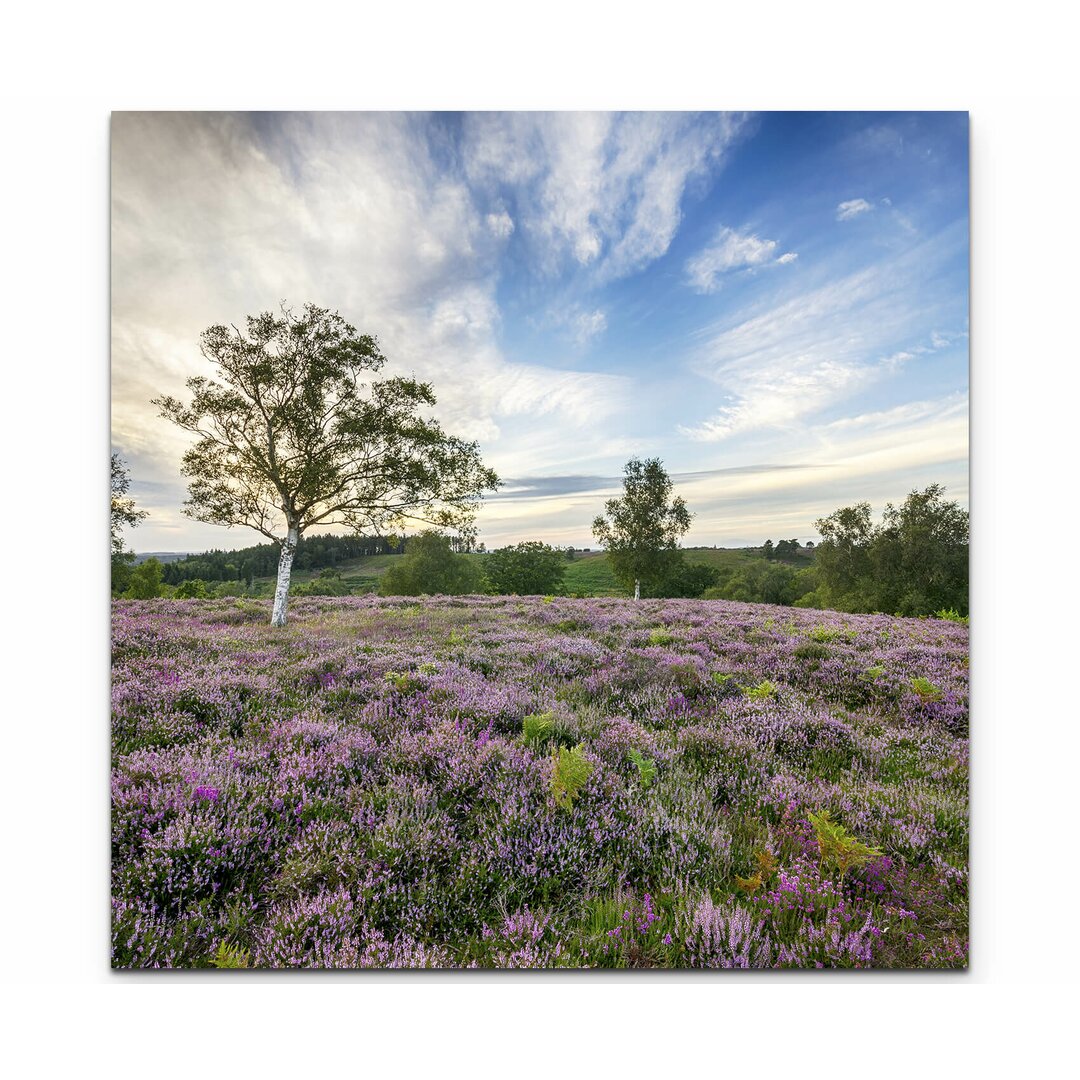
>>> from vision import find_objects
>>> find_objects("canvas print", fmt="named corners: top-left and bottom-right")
top-left (111, 111), bottom-right (969, 969)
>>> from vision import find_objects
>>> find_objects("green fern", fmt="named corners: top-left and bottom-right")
top-left (746, 679), bottom-right (777, 700)
top-left (909, 676), bottom-right (943, 702)
top-left (807, 810), bottom-right (882, 885)
top-left (627, 747), bottom-right (656, 789)
top-left (522, 711), bottom-right (556, 746)
top-left (551, 744), bottom-right (595, 809)
top-left (208, 940), bottom-right (250, 969)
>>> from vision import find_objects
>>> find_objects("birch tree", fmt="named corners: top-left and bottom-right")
top-left (154, 303), bottom-right (499, 626)
top-left (592, 457), bottom-right (692, 600)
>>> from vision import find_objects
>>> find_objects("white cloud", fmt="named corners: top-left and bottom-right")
top-left (836, 198), bottom-right (873, 221)
top-left (571, 308), bottom-right (607, 344)
top-left (485, 210), bottom-right (515, 238)
top-left (462, 112), bottom-right (748, 282)
top-left (685, 225), bottom-right (796, 293)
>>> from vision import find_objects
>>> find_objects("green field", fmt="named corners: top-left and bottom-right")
top-left (252, 546), bottom-right (797, 598)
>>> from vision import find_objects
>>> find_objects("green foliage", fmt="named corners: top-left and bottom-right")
top-left (522, 711), bottom-right (556, 747)
top-left (174, 578), bottom-right (209, 599)
top-left (111, 552), bottom-right (135, 596)
top-left (293, 568), bottom-right (352, 597)
top-left (384, 670), bottom-right (422, 695)
top-left (807, 810), bottom-right (882, 884)
top-left (647, 627), bottom-right (674, 646)
top-left (814, 485), bottom-right (968, 616)
top-left (909, 676), bottom-right (943, 702)
top-left (379, 531), bottom-right (486, 596)
top-left (592, 458), bottom-right (693, 597)
top-left (124, 558), bottom-right (166, 599)
top-left (208, 940), bottom-right (251, 969)
top-left (702, 560), bottom-right (816, 607)
top-left (745, 679), bottom-right (777, 700)
top-left (111, 453), bottom-right (147, 558)
top-left (111, 454), bottom-right (147, 595)
top-left (551, 744), bottom-right (595, 809)
top-left (627, 747), bottom-right (656, 788)
top-left (654, 557), bottom-right (720, 598)
top-left (484, 541), bottom-right (567, 596)
top-left (935, 608), bottom-right (969, 625)
top-left (793, 640), bottom-right (831, 661)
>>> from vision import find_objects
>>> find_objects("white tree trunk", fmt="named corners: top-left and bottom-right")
top-left (271, 524), bottom-right (299, 627)
top-left (634, 579), bottom-right (640, 601)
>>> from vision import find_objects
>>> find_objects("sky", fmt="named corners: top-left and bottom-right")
top-left (111, 111), bottom-right (969, 553)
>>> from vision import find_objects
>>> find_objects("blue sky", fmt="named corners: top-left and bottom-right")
top-left (111, 111), bottom-right (968, 552)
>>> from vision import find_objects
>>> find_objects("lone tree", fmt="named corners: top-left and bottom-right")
top-left (155, 303), bottom-right (499, 626)
top-left (592, 457), bottom-right (692, 599)
top-left (111, 453), bottom-right (147, 594)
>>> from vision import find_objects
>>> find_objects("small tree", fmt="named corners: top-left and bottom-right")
top-left (592, 457), bottom-right (692, 600)
top-left (378, 530), bottom-right (486, 596)
top-left (111, 453), bottom-right (147, 594)
top-left (125, 557), bottom-right (165, 599)
top-left (484, 541), bottom-right (567, 596)
top-left (155, 303), bottom-right (499, 626)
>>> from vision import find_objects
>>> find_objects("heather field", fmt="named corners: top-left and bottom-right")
top-left (111, 595), bottom-right (968, 969)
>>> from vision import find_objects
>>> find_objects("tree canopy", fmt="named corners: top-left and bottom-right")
top-left (378, 530), bottom-right (485, 596)
top-left (155, 303), bottom-right (499, 624)
top-left (592, 457), bottom-right (693, 598)
top-left (813, 485), bottom-right (968, 615)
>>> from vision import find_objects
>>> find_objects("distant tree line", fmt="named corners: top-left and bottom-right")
top-left (158, 533), bottom-right (407, 587)
top-left (757, 538), bottom-right (813, 561)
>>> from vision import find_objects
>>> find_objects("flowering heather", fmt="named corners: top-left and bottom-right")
top-left (111, 595), bottom-right (968, 969)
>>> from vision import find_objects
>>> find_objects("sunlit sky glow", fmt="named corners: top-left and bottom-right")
top-left (111, 111), bottom-right (968, 553)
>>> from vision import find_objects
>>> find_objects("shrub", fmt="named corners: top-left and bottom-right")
top-left (379, 531), bottom-right (485, 596)
top-left (648, 628), bottom-right (674, 647)
top-left (484, 541), bottom-right (568, 596)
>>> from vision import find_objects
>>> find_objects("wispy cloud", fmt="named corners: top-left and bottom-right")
top-left (679, 223), bottom-right (968, 442)
top-left (462, 112), bottom-right (748, 283)
top-left (685, 225), bottom-right (797, 293)
top-left (836, 198), bottom-right (873, 221)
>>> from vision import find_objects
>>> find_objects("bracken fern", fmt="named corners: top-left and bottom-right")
top-left (551, 744), bottom-right (594, 810)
